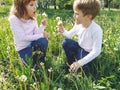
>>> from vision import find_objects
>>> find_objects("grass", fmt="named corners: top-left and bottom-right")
top-left (0, 6), bottom-right (120, 90)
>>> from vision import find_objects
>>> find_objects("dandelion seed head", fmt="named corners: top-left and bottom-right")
top-left (42, 12), bottom-right (47, 18)
top-left (58, 20), bottom-right (63, 26)
top-left (56, 16), bottom-right (63, 26)
top-left (56, 17), bottom-right (61, 21)
top-left (19, 75), bottom-right (27, 82)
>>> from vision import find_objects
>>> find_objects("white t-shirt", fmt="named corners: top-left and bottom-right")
top-left (62, 21), bottom-right (102, 66)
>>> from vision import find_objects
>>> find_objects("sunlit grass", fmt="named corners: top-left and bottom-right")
top-left (0, 7), bottom-right (120, 89)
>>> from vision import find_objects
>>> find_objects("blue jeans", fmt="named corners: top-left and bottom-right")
top-left (18, 38), bottom-right (48, 65)
top-left (62, 39), bottom-right (89, 71)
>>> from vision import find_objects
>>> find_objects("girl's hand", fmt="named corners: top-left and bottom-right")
top-left (43, 32), bottom-right (49, 38)
top-left (42, 19), bottom-right (47, 26)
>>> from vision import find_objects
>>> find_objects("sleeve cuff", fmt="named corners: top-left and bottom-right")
top-left (39, 24), bottom-right (45, 32)
top-left (77, 60), bottom-right (83, 67)
top-left (62, 29), bottom-right (67, 36)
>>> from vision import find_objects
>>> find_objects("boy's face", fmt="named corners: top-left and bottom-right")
top-left (73, 8), bottom-right (86, 25)
top-left (25, 0), bottom-right (37, 19)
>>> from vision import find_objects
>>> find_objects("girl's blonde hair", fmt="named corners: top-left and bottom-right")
top-left (10, 0), bottom-right (36, 19)
top-left (73, 0), bottom-right (101, 19)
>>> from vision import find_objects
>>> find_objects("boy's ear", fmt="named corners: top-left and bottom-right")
top-left (87, 14), bottom-right (92, 20)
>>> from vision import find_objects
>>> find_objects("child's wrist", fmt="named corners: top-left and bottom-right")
top-left (77, 60), bottom-right (82, 67)
top-left (41, 23), bottom-right (46, 27)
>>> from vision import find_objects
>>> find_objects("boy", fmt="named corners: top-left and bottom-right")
top-left (58, 0), bottom-right (102, 73)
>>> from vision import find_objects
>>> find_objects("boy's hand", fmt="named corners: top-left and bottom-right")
top-left (69, 62), bottom-right (81, 73)
top-left (41, 19), bottom-right (47, 26)
top-left (43, 32), bottom-right (49, 38)
top-left (58, 22), bottom-right (64, 33)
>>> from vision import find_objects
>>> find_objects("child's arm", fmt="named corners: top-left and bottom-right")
top-left (58, 24), bottom-right (77, 38)
top-left (41, 19), bottom-right (48, 38)
top-left (9, 15), bottom-right (44, 42)
top-left (34, 19), bottom-right (48, 38)
top-left (69, 29), bottom-right (102, 72)
top-left (78, 29), bottom-right (102, 66)
top-left (43, 32), bottom-right (49, 38)
top-left (34, 19), bottom-right (47, 34)
top-left (39, 19), bottom-right (47, 32)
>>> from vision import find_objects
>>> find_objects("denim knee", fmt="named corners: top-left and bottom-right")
top-left (18, 46), bottom-right (32, 62)
top-left (37, 38), bottom-right (48, 48)
top-left (62, 39), bottom-right (70, 48)
top-left (41, 38), bottom-right (48, 48)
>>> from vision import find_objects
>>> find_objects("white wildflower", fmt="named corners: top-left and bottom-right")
top-left (118, 68), bottom-right (120, 71)
top-left (0, 82), bottom-right (2, 88)
top-left (19, 75), bottom-right (27, 82)
top-left (53, 87), bottom-right (57, 90)
top-left (31, 68), bottom-right (35, 72)
top-left (15, 75), bottom-right (20, 79)
top-left (52, 31), bottom-right (55, 34)
top-left (105, 44), bottom-right (108, 47)
top-left (1, 72), bottom-right (5, 76)
top-left (58, 88), bottom-right (62, 90)
top-left (40, 62), bottom-right (44, 66)
top-left (33, 82), bottom-right (37, 86)
top-left (93, 85), bottom-right (106, 89)
top-left (0, 77), bottom-right (5, 82)
top-left (114, 47), bottom-right (118, 51)
top-left (57, 57), bottom-right (62, 60)
top-left (48, 67), bottom-right (53, 72)
top-left (7, 46), bottom-right (10, 50)
top-left (103, 39), bottom-right (107, 43)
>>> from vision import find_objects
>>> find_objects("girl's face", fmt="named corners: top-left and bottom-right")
top-left (25, 0), bottom-right (37, 19)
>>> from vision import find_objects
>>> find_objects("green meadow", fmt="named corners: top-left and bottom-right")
top-left (0, 5), bottom-right (120, 90)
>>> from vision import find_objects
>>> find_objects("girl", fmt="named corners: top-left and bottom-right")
top-left (9, 0), bottom-right (48, 66)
